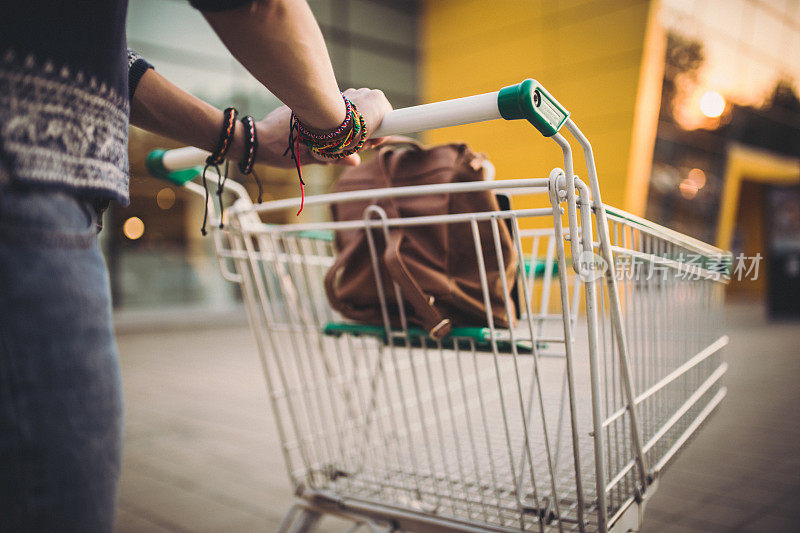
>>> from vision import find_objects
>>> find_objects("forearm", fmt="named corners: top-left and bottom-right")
top-left (201, 0), bottom-right (345, 131)
top-left (130, 68), bottom-right (246, 161)
top-left (130, 67), bottom-right (361, 169)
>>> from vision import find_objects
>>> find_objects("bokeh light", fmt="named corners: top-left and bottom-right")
top-left (123, 216), bottom-right (145, 240)
top-left (679, 180), bottom-right (699, 199)
top-left (156, 187), bottom-right (176, 210)
top-left (687, 168), bottom-right (707, 189)
top-left (699, 91), bottom-right (725, 118)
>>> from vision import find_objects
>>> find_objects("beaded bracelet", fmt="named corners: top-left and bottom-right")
top-left (296, 93), bottom-right (352, 142)
top-left (307, 103), bottom-right (368, 160)
top-left (307, 108), bottom-right (361, 155)
top-left (206, 107), bottom-right (238, 165)
top-left (285, 99), bottom-right (368, 215)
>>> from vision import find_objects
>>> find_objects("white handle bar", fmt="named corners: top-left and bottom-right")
top-left (147, 79), bottom-right (611, 296)
top-left (373, 91), bottom-right (500, 137)
top-left (148, 79), bottom-right (569, 175)
top-left (156, 92), bottom-right (501, 172)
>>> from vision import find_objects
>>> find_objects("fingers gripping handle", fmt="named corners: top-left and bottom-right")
top-left (146, 79), bottom-right (569, 175)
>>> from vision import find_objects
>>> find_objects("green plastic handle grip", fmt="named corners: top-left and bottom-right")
top-left (497, 79), bottom-right (569, 137)
top-left (145, 149), bottom-right (201, 186)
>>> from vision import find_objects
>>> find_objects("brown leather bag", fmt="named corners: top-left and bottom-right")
top-left (324, 140), bottom-right (518, 340)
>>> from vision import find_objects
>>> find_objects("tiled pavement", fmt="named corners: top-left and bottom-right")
top-left (639, 305), bottom-right (800, 533)
top-left (114, 304), bottom-right (800, 532)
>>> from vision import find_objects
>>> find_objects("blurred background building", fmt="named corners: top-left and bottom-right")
top-left (118, 0), bottom-right (419, 314)
top-left (117, 0), bottom-right (799, 319)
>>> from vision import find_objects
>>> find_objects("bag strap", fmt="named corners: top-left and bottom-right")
top-left (373, 135), bottom-right (424, 149)
top-left (383, 228), bottom-right (452, 339)
top-left (375, 148), bottom-right (452, 340)
top-left (323, 235), bottom-right (364, 318)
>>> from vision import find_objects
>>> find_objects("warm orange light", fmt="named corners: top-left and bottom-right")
top-left (156, 187), bottom-right (176, 210)
top-left (687, 168), bottom-right (706, 189)
top-left (123, 217), bottom-right (145, 240)
top-left (700, 91), bottom-right (725, 118)
top-left (679, 180), bottom-right (699, 199)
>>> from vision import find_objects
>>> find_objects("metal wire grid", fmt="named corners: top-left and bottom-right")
top-left (592, 214), bottom-right (729, 524)
top-left (317, 339), bottom-right (602, 531)
top-left (213, 190), bottom-right (728, 532)
top-left (223, 209), bottom-right (591, 530)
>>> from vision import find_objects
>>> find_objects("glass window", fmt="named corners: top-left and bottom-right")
top-left (647, 0), bottom-right (800, 247)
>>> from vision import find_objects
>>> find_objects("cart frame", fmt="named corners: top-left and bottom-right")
top-left (147, 79), bottom-right (730, 532)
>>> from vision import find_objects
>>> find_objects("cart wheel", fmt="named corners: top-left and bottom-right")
top-left (344, 522), bottom-right (394, 533)
top-left (277, 504), bottom-right (322, 533)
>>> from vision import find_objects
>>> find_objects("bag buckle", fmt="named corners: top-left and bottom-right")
top-left (429, 318), bottom-right (451, 340)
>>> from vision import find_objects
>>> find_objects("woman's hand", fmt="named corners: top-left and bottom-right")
top-left (342, 87), bottom-right (393, 142)
top-left (254, 88), bottom-right (392, 168)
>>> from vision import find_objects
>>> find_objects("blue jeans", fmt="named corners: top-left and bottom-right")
top-left (0, 175), bottom-right (122, 532)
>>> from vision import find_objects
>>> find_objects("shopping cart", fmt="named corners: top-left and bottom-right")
top-left (146, 79), bottom-right (731, 533)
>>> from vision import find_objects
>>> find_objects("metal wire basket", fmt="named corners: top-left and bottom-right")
top-left (147, 79), bottom-right (730, 533)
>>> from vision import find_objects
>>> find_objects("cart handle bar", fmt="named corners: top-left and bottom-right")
top-left (146, 79), bottom-right (568, 184)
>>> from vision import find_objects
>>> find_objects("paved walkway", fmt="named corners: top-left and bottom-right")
top-left (114, 304), bottom-right (799, 532)
top-left (639, 305), bottom-right (800, 533)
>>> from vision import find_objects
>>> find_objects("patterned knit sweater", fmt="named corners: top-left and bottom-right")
top-left (0, 0), bottom-right (248, 206)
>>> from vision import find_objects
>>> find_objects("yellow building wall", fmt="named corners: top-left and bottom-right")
top-left (420, 0), bottom-right (659, 215)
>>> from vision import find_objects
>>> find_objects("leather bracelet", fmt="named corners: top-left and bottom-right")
top-left (238, 116), bottom-right (257, 175)
top-left (206, 107), bottom-right (238, 165)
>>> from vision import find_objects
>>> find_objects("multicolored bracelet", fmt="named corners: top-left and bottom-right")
top-left (286, 96), bottom-right (369, 215)
top-left (306, 106), bottom-right (361, 155)
top-left (296, 93), bottom-right (353, 142)
top-left (306, 103), bottom-right (368, 159)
